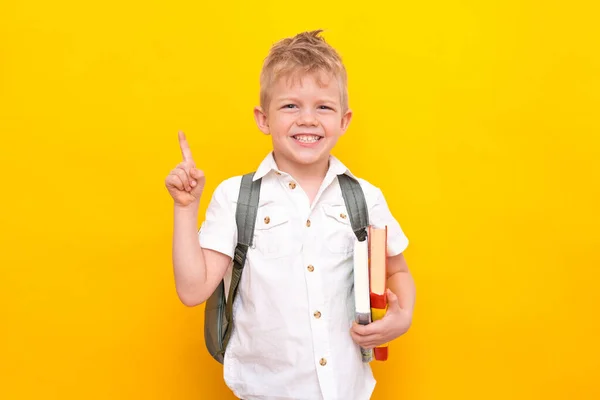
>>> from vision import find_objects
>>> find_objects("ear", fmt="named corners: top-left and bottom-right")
top-left (340, 108), bottom-right (353, 134)
top-left (254, 106), bottom-right (270, 135)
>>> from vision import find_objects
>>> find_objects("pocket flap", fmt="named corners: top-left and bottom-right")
top-left (322, 204), bottom-right (352, 225)
top-left (255, 206), bottom-right (290, 230)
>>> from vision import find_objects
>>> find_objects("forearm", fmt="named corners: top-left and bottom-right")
top-left (172, 204), bottom-right (207, 304)
top-left (387, 270), bottom-right (416, 318)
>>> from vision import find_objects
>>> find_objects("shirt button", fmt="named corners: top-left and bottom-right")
top-left (275, 171), bottom-right (281, 175)
top-left (264, 216), bottom-right (270, 224)
top-left (307, 265), bottom-right (314, 272)
top-left (289, 182), bottom-right (297, 189)
top-left (340, 213), bottom-right (347, 219)
top-left (319, 358), bottom-right (327, 366)
top-left (306, 219), bottom-right (311, 227)
top-left (314, 311), bottom-right (321, 319)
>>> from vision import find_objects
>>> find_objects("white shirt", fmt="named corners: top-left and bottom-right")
top-left (199, 152), bottom-right (409, 400)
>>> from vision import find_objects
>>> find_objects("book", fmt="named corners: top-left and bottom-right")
top-left (369, 225), bottom-right (389, 361)
top-left (353, 236), bottom-right (373, 362)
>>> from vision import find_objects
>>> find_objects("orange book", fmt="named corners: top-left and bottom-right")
top-left (368, 225), bottom-right (389, 361)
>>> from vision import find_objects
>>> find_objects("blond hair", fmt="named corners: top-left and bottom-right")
top-left (259, 30), bottom-right (348, 112)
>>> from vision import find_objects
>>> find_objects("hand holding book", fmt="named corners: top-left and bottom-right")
top-left (350, 288), bottom-right (412, 354)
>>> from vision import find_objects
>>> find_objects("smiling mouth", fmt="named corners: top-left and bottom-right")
top-left (292, 134), bottom-right (323, 144)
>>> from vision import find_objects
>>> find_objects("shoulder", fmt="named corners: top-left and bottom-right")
top-left (212, 174), bottom-right (243, 199)
top-left (204, 175), bottom-right (244, 214)
top-left (333, 156), bottom-right (384, 205)
top-left (350, 175), bottom-right (385, 210)
top-left (208, 171), bottom-right (268, 206)
top-left (353, 176), bottom-right (379, 196)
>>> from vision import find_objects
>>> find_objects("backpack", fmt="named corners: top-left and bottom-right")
top-left (203, 171), bottom-right (369, 364)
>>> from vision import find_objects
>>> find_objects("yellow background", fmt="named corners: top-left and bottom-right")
top-left (1, 0), bottom-right (599, 399)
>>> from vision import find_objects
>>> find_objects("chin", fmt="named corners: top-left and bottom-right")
top-left (292, 152), bottom-right (328, 165)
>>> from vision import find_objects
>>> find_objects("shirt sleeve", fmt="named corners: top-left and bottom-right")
top-left (198, 178), bottom-right (238, 259)
top-left (368, 187), bottom-right (409, 257)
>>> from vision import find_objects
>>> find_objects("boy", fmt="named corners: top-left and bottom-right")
top-left (165, 30), bottom-right (415, 400)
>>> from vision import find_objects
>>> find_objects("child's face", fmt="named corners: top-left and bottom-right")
top-left (254, 71), bottom-right (352, 171)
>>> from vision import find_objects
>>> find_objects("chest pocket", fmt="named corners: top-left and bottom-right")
top-left (322, 204), bottom-right (355, 254)
top-left (253, 205), bottom-right (297, 259)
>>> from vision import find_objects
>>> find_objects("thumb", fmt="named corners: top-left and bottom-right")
top-left (386, 288), bottom-right (401, 312)
top-left (190, 167), bottom-right (203, 180)
top-left (190, 168), bottom-right (206, 195)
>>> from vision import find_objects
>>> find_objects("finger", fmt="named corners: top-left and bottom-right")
top-left (351, 320), bottom-right (383, 337)
top-left (350, 329), bottom-right (367, 345)
top-left (355, 332), bottom-right (383, 343)
top-left (351, 321), bottom-right (364, 334)
top-left (350, 331), bottom-right (368, 347)
top-left (353, 331), bottom-right (383, 348)
top-left (350, 331), bottom-right (379, 349)
top-left (187, 166), bottom-right (203, 187)
top-left (166, 174), bottom-right (184, 191)
top-left (351, 321), bottom-right (371, 336)
top-left (172, 168), bottom-right (191, 191)
top-left (190, 167), bottom-right (204, 181)
top-left (176, 163), bottom-right (196, 188)
top-left (386, 288), bottom-right (401, 312)
top-left (189, 168), bottom-right (206, 195)
top-left (178, 131), bottom-right (195, 166)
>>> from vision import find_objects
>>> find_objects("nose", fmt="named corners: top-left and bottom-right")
top-left (296, 109), bottom-right (319, 127)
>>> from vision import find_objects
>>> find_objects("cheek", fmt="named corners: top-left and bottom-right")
top-left (321, 117), bottom-right (343, 134)
top-left (270, 115), bottom-right (294, 132)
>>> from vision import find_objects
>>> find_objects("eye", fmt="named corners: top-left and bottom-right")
top-left (283, 104), bottom-right (297, 109)
top-left (318, 105), bottom-right (333, 110)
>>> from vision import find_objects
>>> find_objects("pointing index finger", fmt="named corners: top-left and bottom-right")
top-left (178, 131), bottom-right (195, 165)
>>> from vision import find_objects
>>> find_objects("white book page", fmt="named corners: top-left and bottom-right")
top-left (353, 237), bottom-right (370, 315)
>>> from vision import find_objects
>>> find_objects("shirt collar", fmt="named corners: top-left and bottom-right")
top-left (252, 151), bottom-right (357, 181)
top-left (252, 151), bottom-right (275, 181)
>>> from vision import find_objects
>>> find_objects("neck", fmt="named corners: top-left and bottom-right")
top-left (273, 153), bottom-right (330, 186)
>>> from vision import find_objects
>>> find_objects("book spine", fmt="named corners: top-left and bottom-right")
top-left (370, 292), bottom-right (387, 310)
top-left (356, 312), bottom-right (373, 362)
top-left (370, 294), bottom-right (389, 361)
top-left (371, 225), bottom-right (389, 361)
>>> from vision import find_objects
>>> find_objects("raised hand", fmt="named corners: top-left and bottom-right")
top-left (165, 131), bottom-right (206, 208)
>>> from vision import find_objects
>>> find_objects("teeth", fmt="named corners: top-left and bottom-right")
top-left (294, 135), bottom-right (321, 143)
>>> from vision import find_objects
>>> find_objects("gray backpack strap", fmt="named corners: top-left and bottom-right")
top-left (337, 174), bottom-right (369, 242)
top-left (220, 172), bottom-right (261, 354)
